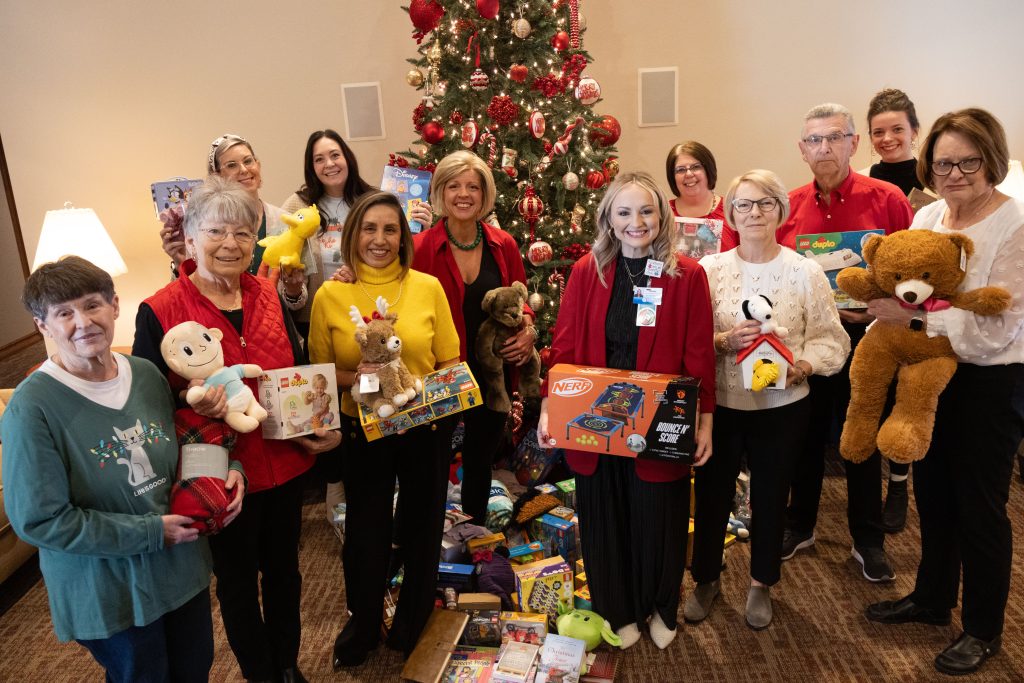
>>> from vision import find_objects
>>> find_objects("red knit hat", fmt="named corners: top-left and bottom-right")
top-left (170, 409), bottom-right (238, 535)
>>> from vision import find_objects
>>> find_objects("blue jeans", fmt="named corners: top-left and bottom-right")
top-left (77, 588), bottom-right (213, 683)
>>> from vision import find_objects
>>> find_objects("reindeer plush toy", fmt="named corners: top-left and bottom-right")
top-left (349, 296), bottom-right (422, 418)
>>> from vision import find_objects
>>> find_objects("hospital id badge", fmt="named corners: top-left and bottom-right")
top-left (636, 302), bottom-right (657, 327)
top-left (633, 286), bottom-right (663, 305)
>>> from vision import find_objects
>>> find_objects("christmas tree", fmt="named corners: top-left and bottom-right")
top-left (396, 0), bottom-right (622, 344)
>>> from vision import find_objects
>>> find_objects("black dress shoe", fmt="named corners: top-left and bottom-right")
top-left (332, 626), bottom-right (371, 669)
top-left (934, 632), bottom-right (1001, 675)
top-left (865, 596), bottom-right (951, 625)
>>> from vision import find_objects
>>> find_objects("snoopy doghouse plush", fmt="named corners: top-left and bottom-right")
top-left (735, 295), bottom-right (793, 391)
top-left (836, 230), bottom-right (1010, 464)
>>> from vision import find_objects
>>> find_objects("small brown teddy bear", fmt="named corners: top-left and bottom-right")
top-left (475, 281), bottom-right (542, 412)
top-left (836, 229), bottom-right (1010, 464)
top-left (349, 296), bottom-right (422, 418)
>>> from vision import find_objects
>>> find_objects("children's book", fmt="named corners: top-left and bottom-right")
top-left (533, 634), bottom-right (586, 683)
top-left (491, 641), bottom-right (540, 682)
top-left (444, 645), bottom-right (498, 682)
top-left (150, 177), bottom-right (202, 217)
top-left (381, 165), bottom-right (432, 233)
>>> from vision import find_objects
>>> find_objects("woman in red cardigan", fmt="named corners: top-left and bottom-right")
top-left (413, 150), bottom-right (536, 526)
top-left (538, 171), bottom-right (715, 650)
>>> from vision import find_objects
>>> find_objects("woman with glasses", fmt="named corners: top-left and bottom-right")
top-left (135, 176), bottom-right (341, 683)
top-left (865, 109), bottom-right (1024, 676)
top-left (865, 88), bottom-right (922, 534)
top-left (160, 134), bottom-right (309, 313)
top-left (686, 170), bottom-right (848, 630)
top-left (665, 141), bottom-right (738, 251)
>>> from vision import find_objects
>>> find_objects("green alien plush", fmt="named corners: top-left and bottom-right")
top-left (555, 606), bottom-right (622, 651)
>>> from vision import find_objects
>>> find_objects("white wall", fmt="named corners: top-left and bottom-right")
top-left (2, 0), bottom-right (1022, 345)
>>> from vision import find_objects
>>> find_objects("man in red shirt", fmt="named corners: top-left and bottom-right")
top-left (777, 103), bottom-right (913, 584)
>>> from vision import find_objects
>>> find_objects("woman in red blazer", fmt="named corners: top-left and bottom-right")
top-left (538, 171), bottom-right (715, 650)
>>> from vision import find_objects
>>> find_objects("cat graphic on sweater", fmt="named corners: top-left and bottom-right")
top-left (113, 419), bottom-right (157, 486)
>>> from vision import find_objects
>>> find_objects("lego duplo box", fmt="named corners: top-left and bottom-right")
top-left (547, 364), bottom-right (701, 464)
top-left (513, 556), bottom-right (573, 620)
top-left (259, 364), bottom-right (339, 440)
top-left (358, 361), bottom-right (482, 441)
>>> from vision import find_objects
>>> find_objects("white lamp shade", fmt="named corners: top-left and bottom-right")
top-left (32, 207), bottom-right (128, 276)
top-left (997, 160), bottom-right (1024, 201)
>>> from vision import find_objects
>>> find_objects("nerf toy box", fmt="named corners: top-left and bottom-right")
top-left (546, 364), bottom-right (701, 464)
top-left (796, 229), bottom-right (885, 309)
top-left (358, 362), bottom-right (482, 441)
top-left (259, 364), bottom-right (339, 440)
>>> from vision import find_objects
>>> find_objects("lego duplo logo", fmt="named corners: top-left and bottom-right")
top-left (552, 377), bottom-right (594, 396)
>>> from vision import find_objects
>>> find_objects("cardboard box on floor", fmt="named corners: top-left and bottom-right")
top-left (546, 364), bottom-right (700, 464)
top-left (401, 608), bottom-right (469, 683)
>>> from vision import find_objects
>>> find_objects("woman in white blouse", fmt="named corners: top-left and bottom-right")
top-left (686, 169), bottom-right (849, 630)
top-left (864, 108), bottom-right (1024, 676)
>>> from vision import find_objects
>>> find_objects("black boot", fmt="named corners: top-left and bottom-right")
top-left (882, 478), bottom-right (908, 534)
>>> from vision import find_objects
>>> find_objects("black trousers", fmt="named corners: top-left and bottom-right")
top-left (208, 474), bottom-right (305, 680)
top-left (786, 322), bottom-right (885, 549)
top-left (337, 415), bottom-right (450, 656)
top-left (910, 363), bottom-right (1024, 641)
top-left (576, 457), bottom-right (690, 631)
top-left (692, 398), bottom-right (810, 586)
top-left (459, 406), bottom-right (509, 525)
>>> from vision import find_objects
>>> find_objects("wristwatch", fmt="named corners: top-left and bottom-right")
top-left (909, 315), bottom-right (924, 332)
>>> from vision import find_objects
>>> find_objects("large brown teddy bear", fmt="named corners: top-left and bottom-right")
top-left (475, 281), bottom-right (541, 412)
top-left (348, 296), bottom-right (422, 418)
top-left (836, 230), bottom-right (1010, 464)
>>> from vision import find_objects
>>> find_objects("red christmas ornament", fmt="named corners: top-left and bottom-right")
top-left (509, 64), bottom-right (529, 82)
top-left (422, 121), bottom-right (445, 145)
top-left (575, 76), bottom-right (601, 105)
top-left (551, 31), bottom-right (570, 51)
top-left (560, 242), bottom-right (591, 262)
top-left (518, 186), bottom-right (544, 241)
top-left (586, 170), bottom-right (606, 189)
top-left (561, 54), bottom-right (588, 85)
top-left (477, 131), bottom-right (498, 167)
top-left (528, 240), bottom-right (554, 266)
top-left (529, 110), bottom-right (546, 139)
top-left (450, 110), bottom-right (465, 124)
top-left (412, 101), bottom-right (430, 133)
top-left (470, 68), bottom-right (490, 91)
top-left (409, 0), bottom-right (445, 36)
top-left (475, 0), bottom-right (499, 20)
top-left (539, 346), bottom-right (553, 368)
top-left (486, 95), bottom-right (520, 126)
top-left (531, 73), bottom-right (565, 98)
top-left (589, 114), bottom-right (621, 147)
top-left (461, 120), bottom-right (479, 147)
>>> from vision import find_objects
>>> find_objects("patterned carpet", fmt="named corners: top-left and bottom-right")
top-left (1, 469), bottom-right (1023, 682)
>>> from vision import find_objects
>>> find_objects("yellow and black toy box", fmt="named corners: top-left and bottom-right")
top-left (358, 361), bottom-right (482, 441)
top-left (547, 364), bottom-right (701, 464)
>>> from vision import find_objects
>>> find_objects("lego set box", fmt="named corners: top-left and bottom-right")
top-left (259, 363), bottom-right (339, 440)
top-left (546, 364), bottom-right (700, 464)
top-left (357, 361), bottom-right (482, 441)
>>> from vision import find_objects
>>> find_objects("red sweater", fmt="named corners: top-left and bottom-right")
top-left (413, 220), bottom-right (529, 361)
top-left (546, 253), bottom-right (716, 482)
top-left (138, 260), bottom-right (314, 493)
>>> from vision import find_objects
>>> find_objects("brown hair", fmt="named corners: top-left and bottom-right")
top-left (665, 140), bottom-right (718, 195)
top-left (340, 191), bottom-right (415, 276)
top-left (918, 108), bottom-right (1009, 190)
top-left (23, 255), bottom-right (115, 320)
top-left (867, 88), bottom-right (920, 131)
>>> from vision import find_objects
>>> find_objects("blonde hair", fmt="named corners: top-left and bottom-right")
top-left (723, 169), bottom-right (791, 227)
top-left (592, 172), bottom-right (678, 286)
top-left (429, 150), bottom-right (496, 220)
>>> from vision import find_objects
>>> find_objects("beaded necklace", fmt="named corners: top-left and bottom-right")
top-left (445, 219), bottom-right (483, 250)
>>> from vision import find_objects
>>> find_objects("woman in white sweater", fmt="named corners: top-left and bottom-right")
top-left (686, 169), bottom-right (849, 630)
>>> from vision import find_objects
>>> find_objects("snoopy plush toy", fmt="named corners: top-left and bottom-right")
top-left (741, 294), bottom-right (788, 338)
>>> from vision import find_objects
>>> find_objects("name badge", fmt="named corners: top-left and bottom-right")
top-left (633, 286), bottom-right (663, 305)
top-left (644, 259), bottom-right (664, 278)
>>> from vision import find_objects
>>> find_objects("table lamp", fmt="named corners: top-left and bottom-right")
top-left (32, 202), bottom-right (127, 275)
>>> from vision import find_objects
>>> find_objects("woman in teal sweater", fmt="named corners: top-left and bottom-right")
top-left (1, 256), bottom-right (244, 682)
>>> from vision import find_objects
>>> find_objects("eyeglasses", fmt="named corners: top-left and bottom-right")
top-left (731, 197), bottom-right (780, 214)
top-left (674, 163), bottom-right (704, 175)
top-left (201, 227), bottom-right (257, 245)
top-left (802, 132), bottom-right (854, 147)
top-left (220, 156), bottom-right (258, 173)
top-left (931, 157), bottom-right (982, 176)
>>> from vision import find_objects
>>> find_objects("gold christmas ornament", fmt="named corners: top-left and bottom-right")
top-left (427, 43), bottom-right (443, 65)
top-left (406, 69), bottom-right (425, 87)
top-left (512, 18), bottom-right (532, 38)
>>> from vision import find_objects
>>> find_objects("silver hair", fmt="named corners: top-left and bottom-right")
top-left (803, 103), bottom-right (856, 135)
top-left (183, 175), bottom-right (261, 240)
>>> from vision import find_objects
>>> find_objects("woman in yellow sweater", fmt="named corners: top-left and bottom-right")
top-left (308, 191), bottom-right (460, 667)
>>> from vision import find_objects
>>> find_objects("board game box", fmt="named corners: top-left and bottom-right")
top-left (796, 229), bottom-right (885, 309)
top-left (357, 361), bottom-right (482, 441)
top-left (258, 364), bottom-right (339, 439)
top-left (546, 364), bottom-right (701, 464)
